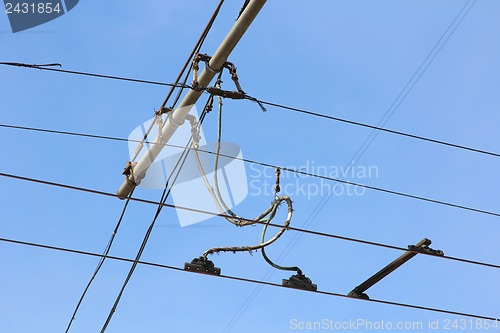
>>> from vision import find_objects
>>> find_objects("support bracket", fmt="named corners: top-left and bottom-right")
top-left (347, 238), bottom-right (443, 300)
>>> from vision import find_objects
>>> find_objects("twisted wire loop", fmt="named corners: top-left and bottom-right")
top-left (189, 78), bottom-right (302, 273)
top-left (201, 196), bottom-right (292, 259)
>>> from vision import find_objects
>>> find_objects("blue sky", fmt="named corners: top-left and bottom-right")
top-left (1, 1), bottom-right (500, 332)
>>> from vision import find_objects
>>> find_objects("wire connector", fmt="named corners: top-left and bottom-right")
top-left (282, 273), bottom-right (317, 291)
top-left (206, 86), bottom-right (245, 99)
top-left (408, 244), bottom-right (444, 256)
top-left (155, 107), bottom-right (173, 116)
top-left (184, 257), bottom-right (221, 275)
top-left (0, 62), bottom-right (61, 68)
top-left (347, 288), bottom-right (370, 300)
top-left (274, 168), bottom-right (281, 193)
top-left (122, 161), bottom-right (136, 177)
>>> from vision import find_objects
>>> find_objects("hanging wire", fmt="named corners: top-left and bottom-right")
top-left (185, 71), bottom-right (304, 272)
top-left (200, 196), bottom-right (292, 258)
top-left (191, 100), bottom-right (293, 258)
top-left (63, 1), bottom-right (227, 331)
top-left (209, 83), bottom-right (301, 273)
top-left (63, 189), bottom-right (134, 333)
top-left (212, 73), bottom-right (238, 218)
top-left (99, 97), bottom-right (211, 333)
top-left (193, 85), bottom-right (272, 226)
top-left (260, 170), bottom-right (303, 274)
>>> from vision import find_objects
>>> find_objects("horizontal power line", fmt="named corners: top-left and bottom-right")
top-left (1, 62), bottom-right (498, 159)
top-left (1, 171), bottom-right (499, 272)
top-left (1, 236), bottom-right (498, 322)
top-left (0, 62), bottom-right (189, 88)
top-left (1, 123), bottom-right (499, 218)
top-left (259, 100), bottom-right (500, 158)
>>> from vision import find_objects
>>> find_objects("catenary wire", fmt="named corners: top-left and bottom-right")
top-left (223, 2), bottom-right (480, 330)
top-left (0, 0), bottom-right (488, 329)
top-left (343, 0), bottom-right (479, 169)
top-left (1, 171), bottom-right (500, 271)
top-left (1, 64), bottom-right (498, 159)
top-left (1, 122), bottom-right (499, 219)
top-left (258, 99), bottom-right (500, 158)
top-left (0, 61), bottom-right (190, 88)
top-left (1, 236), bottom-right (498, 322)
top-left (4, 120), bottom-right (498, 160)
top-left (2, 0), bottom-right (491, 324)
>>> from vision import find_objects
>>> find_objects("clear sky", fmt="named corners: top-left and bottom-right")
top-left (1, 1), bottom-right (500, 332)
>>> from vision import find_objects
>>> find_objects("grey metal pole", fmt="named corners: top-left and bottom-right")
top-left (117, 0), bottom-right (267, 198)
top-left (348, 238), bottom-right (431, 299)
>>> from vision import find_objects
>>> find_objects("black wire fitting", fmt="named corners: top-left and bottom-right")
top-left (347, 289), bottom-right (369, 300)
top-left (191, 53), bottom-right (244, 93)
top-left (0, 61), bottom-right (61, 69)
top-left (408, 244), bottom-right (444, 256)
top-left (192, 53), bottom-right (219, 90)
top-left (184, 257), bottom-right (221, 275)
top-left (122, 161), bottom-right (135, 176)
top-left (155, 107), bottom-right (173, 116)
top-left (274, 168), bottom-right (281, 193)
top-left (206, 86), bottom-right (245, 99)
top-left (282, 273), bottom-right (317, 291)
top-left (190, 53), bottom-right (267, 112)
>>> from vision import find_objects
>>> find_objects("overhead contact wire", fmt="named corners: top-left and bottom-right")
top-left (1, 236), bottom-right (498, 322)
top-left (2, 171), bottom-right (500, 272)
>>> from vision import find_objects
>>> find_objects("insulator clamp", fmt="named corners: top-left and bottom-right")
top-left (184, 257), bottom-right (221, 275)
top-left (282, 273), bottom-right (317, 291)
